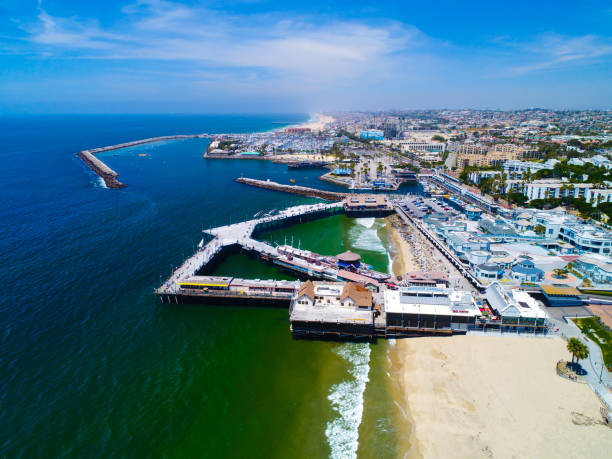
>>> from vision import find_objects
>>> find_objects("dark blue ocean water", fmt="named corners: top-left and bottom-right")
top-left (0, 114), bottom-right (421, 457)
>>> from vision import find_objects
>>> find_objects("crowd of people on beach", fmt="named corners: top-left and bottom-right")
top-left (390, 215), bottom-right (474, 291)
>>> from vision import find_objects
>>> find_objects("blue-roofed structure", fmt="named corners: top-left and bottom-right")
top-left (510, 258), bottom-right (544, 282)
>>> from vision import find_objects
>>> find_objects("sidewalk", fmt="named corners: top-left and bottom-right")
top-left (552, 316), bottom-right (612, 411)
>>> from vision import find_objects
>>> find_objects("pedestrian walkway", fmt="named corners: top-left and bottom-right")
top-left (552, 316), bottom-right (612, 411)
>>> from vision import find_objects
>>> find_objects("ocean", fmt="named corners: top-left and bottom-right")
top-left (0, 114), bottom-right (421, 457)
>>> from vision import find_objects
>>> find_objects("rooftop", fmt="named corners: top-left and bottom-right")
top-left (384, 287), bottom-right (481, 317)
top-left (539, 284), bottom-right (582, 297)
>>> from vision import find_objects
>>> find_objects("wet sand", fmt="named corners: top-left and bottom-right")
top-left (393, 336), bottom-right (612, 458)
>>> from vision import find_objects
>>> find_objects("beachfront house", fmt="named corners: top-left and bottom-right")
top-left (485, 282), bottom-right (547, 331)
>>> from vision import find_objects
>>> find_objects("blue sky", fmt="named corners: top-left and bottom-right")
top-left (1, 0), bottom-right (611, 113)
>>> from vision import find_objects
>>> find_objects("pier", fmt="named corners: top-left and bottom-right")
top-left (153, 198), bottom-right (552, 340)
top-left (155, 202), bottom-right (345, 301)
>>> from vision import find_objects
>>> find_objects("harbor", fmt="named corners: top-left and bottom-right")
top-left (155, 196), bottom-right (551, 340)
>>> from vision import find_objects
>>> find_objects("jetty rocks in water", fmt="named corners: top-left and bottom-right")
top-left (78, 150), bottom-right (126, 188)
top-left (235, 177), bottom-right (347, 201)
top-left (77, 134), bottom-right (207, 189)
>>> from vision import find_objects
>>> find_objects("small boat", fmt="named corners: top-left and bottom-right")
top-left (290, 179), bottom-right (295, 183)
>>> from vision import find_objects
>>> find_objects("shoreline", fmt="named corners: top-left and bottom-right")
top-left (285, 113), bottom-right (335, 133)
top-left (385, 218), bottom-right (421, 458)
top-left (384, 218), bottom-right (611, 458)
top-left (392, 335), bottom-right (612, 458)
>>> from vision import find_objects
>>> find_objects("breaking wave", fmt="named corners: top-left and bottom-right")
top-left (349, 220), bottom-right (386, 254)
top-left (326, 343), bottom-right (371, 459)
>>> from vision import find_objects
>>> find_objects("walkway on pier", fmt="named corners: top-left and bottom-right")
top-left (157, 201), bottom-right (343, 294)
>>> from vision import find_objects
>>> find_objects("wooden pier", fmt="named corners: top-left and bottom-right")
top-left (155, 202), bottom-right (345, 300)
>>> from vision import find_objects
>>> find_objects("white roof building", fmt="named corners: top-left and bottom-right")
top-left (486, 283), bottom-right (547, 320)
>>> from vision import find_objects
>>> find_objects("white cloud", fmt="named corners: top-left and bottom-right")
top-left (26, 0), bottom-right (423, 83)
top-left (501, 33), bottom-right (612, 75)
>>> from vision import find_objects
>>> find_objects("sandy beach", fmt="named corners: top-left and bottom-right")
top-left (291, 113), bottom-right (335, 133)
top-left (387, 215), bottom-right (472, 290)
top-left (391, 336), bottom-right (612, 458)
top-left (388, 218), bottom-right (420, 276)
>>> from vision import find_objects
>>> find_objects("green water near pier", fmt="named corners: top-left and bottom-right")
top-left (208, 214), bottom-right (400, 458)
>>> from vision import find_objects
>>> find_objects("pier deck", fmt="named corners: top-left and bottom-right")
top-left (156, 202), bottom-right (343, 297)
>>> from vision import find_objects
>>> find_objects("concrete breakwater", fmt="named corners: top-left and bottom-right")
top-left (78, 134), bottom-right (211, 188)
top-left (235, 177), bottom-right (347, 200)
top-left (78, 151), bottom-right (126, 188)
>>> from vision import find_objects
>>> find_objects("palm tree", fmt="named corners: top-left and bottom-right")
top-left (575, 341), bottom-right (590, 366)
top-left (567, 337), bottom-right (582, 366)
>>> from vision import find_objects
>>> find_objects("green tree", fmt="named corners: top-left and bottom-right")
top-left (567, 338), bottom-right (582, 366)
top-left (534, 224), bottom-right (546, 234)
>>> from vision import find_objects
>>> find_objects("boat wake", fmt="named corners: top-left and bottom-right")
top-left (326, 343), bottom-right (371, 459)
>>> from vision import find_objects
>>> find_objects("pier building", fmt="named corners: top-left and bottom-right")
top-left (289, 281), bottom-right (377, 339)
top-left (384, 287), bottom-right (482, 335)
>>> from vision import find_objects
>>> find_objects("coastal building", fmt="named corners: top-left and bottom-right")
top-left (573, 253), bottom-right (612, 284)
top-left (384, 287), bottom-right (482, 333)
top-left (558, 222), bottom-right (612, 254)
top-left (457, 143), bottom-right (537, 169)
top-left (485, 283), bottom-right (547, 329)
top-left (538, 284), bottom-right (584, 307)
top-left (475, 262), bottom-right (504, 281)
top-left (290, 281), bottom-right (375, 338)
top-left (502, 159), bottom-right (559, 179)
top-left (584, 188), bottom-right (612, 207)
top-left (403, 271), bottom-right (449, 288)
top-left (510, 258), bottom-right (544, 282)
top-left (523, 179), bottom-right (591, 201)
top-left (336, 251), bottom-right (361, 269)
top-left (343, 195), bottom-right (393, 216)
top-left (490, 143), bottom-right (536, 160)
top-left (400, 140), bottom-right (446, 153)
top-left (359, 129), bottom-right (384, 140)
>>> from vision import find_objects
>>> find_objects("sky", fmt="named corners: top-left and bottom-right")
top-left (0, 0), bottom-right (611, 113)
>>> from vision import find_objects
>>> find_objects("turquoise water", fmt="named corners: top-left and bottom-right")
top-left (0, 115), bottom-right (421, 457)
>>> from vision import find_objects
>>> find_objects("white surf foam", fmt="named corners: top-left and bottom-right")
top-left (326, 343), bottom-right (371, 459)
top-left (349, 223), bottom-right (386, 254)
top-left (355, 217), bottom-right (375, 228)
top-left (94, 176), bottom-right (108, 189)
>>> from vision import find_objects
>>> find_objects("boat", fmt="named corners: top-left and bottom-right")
top-left (290, 179), bottom-right (295, 183)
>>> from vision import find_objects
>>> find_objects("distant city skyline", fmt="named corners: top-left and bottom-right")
top-left (1, 0), bottom-right (611, 113)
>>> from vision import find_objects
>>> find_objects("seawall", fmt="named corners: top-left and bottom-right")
top-left (78, 151), bottom-right (126, 188)
top-left (78, 134), bottom-right (210, 188)
top-left (235, 177), bottom-right (347, 201)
